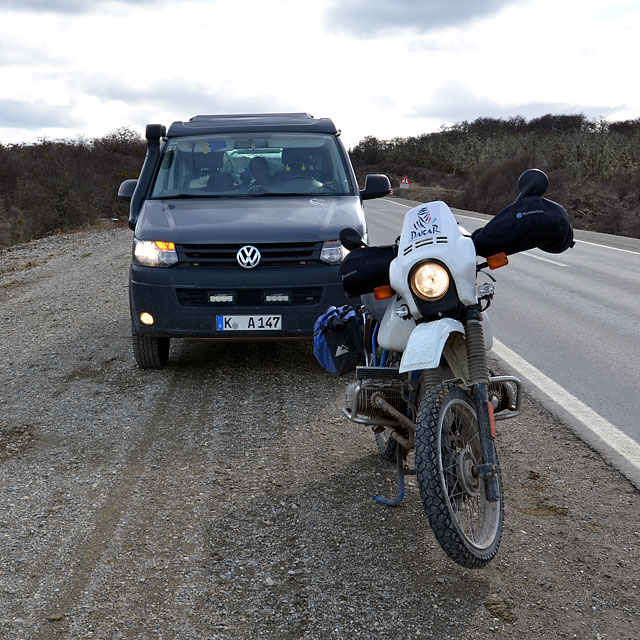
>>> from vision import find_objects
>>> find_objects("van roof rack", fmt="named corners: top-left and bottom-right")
top-left (166, 113), bottom-right (338, 137)
top-left (189, 113), bottom-right (314, 121)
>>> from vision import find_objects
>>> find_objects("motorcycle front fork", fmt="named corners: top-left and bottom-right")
top-left (464, 311), bottom-right (500, 502)
top-left (369, 309), bottom-right (500, 504)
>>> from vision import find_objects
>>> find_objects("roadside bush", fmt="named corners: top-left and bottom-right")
top-left (461, 155), bottom-right (538, 215)
top-left (0, 128), bottom-right (144, 249)
top-left (350, 114), bottom-right (640, 238)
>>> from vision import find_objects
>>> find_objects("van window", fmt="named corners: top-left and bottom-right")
top-left (150, 133), bottom-right (354, 198)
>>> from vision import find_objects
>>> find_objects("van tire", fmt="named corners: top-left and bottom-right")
top-left (132, 325), bottom-right (170, 369)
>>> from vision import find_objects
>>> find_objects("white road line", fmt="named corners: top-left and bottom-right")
top-left (454, 213), bottom-right (487, 221)
top-left (520, 252), bottom-right (568, 267)
top-left (380, 199), bottom-right (412, 208)
top-left (574, 239), bottom-right (640, 255)
top-left (493, 339), bottom-right (640, 471)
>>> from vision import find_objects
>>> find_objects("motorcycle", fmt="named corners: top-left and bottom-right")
top-left (330, 169), bottom-right (574, 568)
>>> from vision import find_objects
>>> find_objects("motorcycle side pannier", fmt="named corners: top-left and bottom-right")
top-left (339, 245), bottom-right (397, 296)
top-left (472, 195), bottom-right (574, 258)
top-left (313, 305), bottom-right (364, 375)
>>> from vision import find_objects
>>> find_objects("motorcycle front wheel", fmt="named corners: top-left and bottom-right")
top-left (415, 383), bottom-right (503, 568)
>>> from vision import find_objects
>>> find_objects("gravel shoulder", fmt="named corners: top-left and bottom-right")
top-left (1, 226), bottom-right (639, 640)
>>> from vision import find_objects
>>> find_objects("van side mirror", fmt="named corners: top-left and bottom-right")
top-left (360, 174), bottom-right (391, 201)
top-left (118, 179), bottom-right (138, 202)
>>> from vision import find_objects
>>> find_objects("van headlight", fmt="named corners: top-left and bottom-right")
top-left (320, 239), bottom-right (349, 265)
top-left (409, 261), bottom-right (449, 300)
top-left (133, 239), bottom-right (179, 267)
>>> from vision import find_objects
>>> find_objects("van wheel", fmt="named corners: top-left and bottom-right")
top-left (132, 325), bottom-right (170, 369)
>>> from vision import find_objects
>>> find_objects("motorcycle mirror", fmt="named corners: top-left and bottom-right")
top-left (339, 227), bottom-right (367, 250)
top-left (517, 168), bottom-right (548, 199)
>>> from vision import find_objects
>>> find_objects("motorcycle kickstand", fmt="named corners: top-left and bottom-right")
top-left (374, 446), bottom-right (415, 507)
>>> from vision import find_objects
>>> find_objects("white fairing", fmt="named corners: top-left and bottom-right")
top-left (389, 201), bottom-right (477, 319)
top-left (377, 298), bottom-right (416, 351)
top-left (375, 200), bottom-right (495, 370)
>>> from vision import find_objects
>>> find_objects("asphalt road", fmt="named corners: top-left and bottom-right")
top-left (364, 196), bottom-right (640, 487)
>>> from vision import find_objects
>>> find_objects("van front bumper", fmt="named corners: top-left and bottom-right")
top-left (129, 263), bottom-right (354, 339)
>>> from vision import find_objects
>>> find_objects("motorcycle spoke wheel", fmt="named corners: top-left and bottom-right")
top-left (415, 383), bottom-right (503, 568)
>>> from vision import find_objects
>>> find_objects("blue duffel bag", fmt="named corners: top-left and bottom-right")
top-left (313, 305), bottom-right (364, 376)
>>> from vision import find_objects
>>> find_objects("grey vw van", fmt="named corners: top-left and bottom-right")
top-left (118, 113), bottom-right (391, 368)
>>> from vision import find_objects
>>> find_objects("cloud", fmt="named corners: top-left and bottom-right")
top-left (410, 81), bottom-right (621, 124)
top-left (0, 99), bottom-right (78, 128)
top-left (68, 74), bottom-right (292, 125)
top-left (0, 41), bottom-right (62, 66)
top-left (323, 0), bottom-right (523, 38)
top-left (0, 0), bottom-right (164, 14)
top-left (0, 72), bottom-right (290, 138)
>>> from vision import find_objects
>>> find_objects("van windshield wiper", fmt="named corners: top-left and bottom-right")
top-left (247, 192), bottom-right (313, 197)
top-left (155, 193), bottom-right (228, 200)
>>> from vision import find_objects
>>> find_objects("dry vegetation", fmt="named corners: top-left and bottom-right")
top-left (1, 115), bottom-right (639, 249)
top-left (351, 114), bottom-right (640, 238)
top-left (0, 127), bottom-right (145, 248)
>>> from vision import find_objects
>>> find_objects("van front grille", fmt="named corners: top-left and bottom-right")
top-left (176, 241), bottom-right (322, 266)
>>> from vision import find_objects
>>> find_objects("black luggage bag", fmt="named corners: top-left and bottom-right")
top-left (339, 245), bottom-right (397, 297)
top-left (472, 195), bottom-right (574, 258)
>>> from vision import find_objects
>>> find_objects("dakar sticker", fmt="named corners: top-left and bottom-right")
top-left (410, 205), bottom-right (440, 239)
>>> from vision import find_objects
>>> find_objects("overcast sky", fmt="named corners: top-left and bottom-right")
top-left (1, 0), bottom-right (639, 149)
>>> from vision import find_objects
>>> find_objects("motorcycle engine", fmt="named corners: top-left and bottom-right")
top-left (345, 380), bottom-right (407, 419)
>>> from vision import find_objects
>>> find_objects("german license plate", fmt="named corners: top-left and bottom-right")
top-left (216, 315), bottom-right (282, 331)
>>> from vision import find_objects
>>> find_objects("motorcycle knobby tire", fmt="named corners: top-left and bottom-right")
top-left (414, 382), bottom-right (504, 568)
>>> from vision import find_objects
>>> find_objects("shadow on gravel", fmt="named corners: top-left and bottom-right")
top-left (0, 424), bottom-right (35, 461)
top-left (168, 338), bottom-right (316, 372)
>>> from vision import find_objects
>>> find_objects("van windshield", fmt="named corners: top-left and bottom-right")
top-left (150, 132), bottom-right (354, 198)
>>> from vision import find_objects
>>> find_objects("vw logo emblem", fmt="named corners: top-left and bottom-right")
top-left (236, 245), bottom-right (261, 269)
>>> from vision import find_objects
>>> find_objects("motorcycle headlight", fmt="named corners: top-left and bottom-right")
top-left (133, 239), bottom-right (178, 267)
top-left (409, 261), bottom-right (450, 301)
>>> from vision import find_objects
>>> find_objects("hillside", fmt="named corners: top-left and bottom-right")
top-left (351, 114), bottom-right (640, 239)
top-left (0, 128), bottom-right (144, 249)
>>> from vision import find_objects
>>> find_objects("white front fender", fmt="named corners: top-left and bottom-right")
top-left (398, 318), bottom-right (465, 374)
